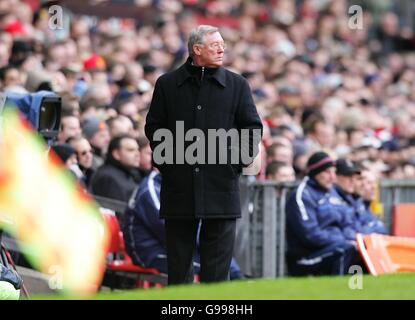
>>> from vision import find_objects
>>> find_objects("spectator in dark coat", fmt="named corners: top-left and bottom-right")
top-left (90, 134), bottom-right (143, 202)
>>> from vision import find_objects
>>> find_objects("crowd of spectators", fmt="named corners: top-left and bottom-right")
top-left (1, 0), bottom-right (415, 189)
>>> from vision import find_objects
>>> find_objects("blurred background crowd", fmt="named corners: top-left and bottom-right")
top-left (1, 0), bottom-right (415, 201)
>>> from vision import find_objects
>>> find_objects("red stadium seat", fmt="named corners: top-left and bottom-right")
top-left (357, 233), bottom-right (415, 275)
top-left (100, 208), bottom-right (167, 289)
top-left (392, 204), bottom-right (415, 237)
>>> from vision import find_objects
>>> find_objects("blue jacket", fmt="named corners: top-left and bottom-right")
top-left (122, 171), bottom-right (165, 268)
top-left (286, 177), bottom-right (356, 259)
top-left (334, 185), bottom-right (387, 235)
top-left (353, 197), bottom-right (387, 235)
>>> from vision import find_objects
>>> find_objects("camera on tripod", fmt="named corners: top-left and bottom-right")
top-left (0, 91), bottom-right (62, 141)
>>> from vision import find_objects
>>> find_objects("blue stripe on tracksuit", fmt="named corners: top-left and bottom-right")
top-left (123, 171), bottom-right (166, 269)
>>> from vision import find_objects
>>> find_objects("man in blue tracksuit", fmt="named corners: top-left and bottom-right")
top-left (334, 159), bottom-right (387, 235)
top-left (122, 170), bottom-right (243, 279)
top-left (286, 151), bottom-right (360, 276)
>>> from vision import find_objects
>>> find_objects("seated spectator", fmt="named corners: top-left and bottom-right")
top-left (82, 117), bottom-right (111, 171)
top-left (123, 170), bottom-right (243, 280)
top-left (57, 114), bottom-right (82, 144)
top-left (90, 134), bottom-right (143, 202)
top-left (0, 65), bottom-right (24, 92)
top-left (50, 143), bottom-right (85, 185)
top-left (303, 116), bottom-right (335, 154)
top-left (106, 115), bottom-right (134, 138)
top-left (67, 136), bottom-right (95, 188)
top-left (266, 142), bottom-right (294, 165)
top-left (352, 166), bottom-right (387, 235)
top-left (265, 160), bottom-right (295, 182)
top-left (332, 158), bottom-right (363, 235)
top-left (60, 91), bottom-right (81, 118)
top-left (285, 151), bottom-right (359, 276)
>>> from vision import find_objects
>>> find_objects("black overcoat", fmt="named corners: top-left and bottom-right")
top-left (145, 57), bottom-right (262, 219)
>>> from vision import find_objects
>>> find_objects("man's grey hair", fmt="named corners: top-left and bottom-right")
top-left (188, 25), bottom-right (219, 56)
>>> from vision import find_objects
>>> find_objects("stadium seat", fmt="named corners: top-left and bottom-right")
top-left (357, 233), bottom-right (415, 275)
top-left (100, 208), bottom-right (167, 289)
top-left (392, 204), bottom-right (415, 237)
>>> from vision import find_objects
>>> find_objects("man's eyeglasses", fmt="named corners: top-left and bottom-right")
top-left (202, 42), bottom-right (227, 50)
top-left (78, 149), bottom-right (92, 156)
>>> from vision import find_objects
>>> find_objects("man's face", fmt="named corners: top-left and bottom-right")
top-left (114, 138), bottom-right (140, 168)
top-left (359, 170), bottom-right (377, 201)
top-left (272, 146), bottom-right (293, 165)
top-left (119, 101), bottom-right (138, 118)
top-left (139, 144), bottom-right (153, 171)
top-left (315, 122), bottom-right (334, 148)
top-left (74, 139), bottom-right (93, 169)
top-left (90, 128), bottom-right (110, 151)
top-left (336, 174), bottom-right (355, 194)
top-left (4, 68), bottom-right (20, 87)
top-left (274, 166), bottom-right (296, 182)
top-left (314, 166), bottom-right (336, 189)
top-left (110, 117), bottom-right (134, 138)
top-left (193, 31), bottom-right (225, 67)
top-left (59, 116), bottom-right (81, 142)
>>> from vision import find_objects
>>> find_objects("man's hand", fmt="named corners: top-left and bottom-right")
top-left (348, 240), bottom-right (358, 248)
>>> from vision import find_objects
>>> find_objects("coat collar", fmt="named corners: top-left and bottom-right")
top-left (334, 184), bottom-right (354, 204)
top-left (176, 57), bottom-right (227, 87)
top-left (105, 156), bottom-right (141, 181)
top-left (307, 176), bottom-right (330, 193)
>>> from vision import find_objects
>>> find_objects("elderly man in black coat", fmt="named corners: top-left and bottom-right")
top-left (145, 25), bottom-right (263, 284)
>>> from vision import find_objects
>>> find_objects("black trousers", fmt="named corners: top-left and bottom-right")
top-left (165, 218), bottom-right (236, 285)
top-left (287, 242), bottom-right (360, 276)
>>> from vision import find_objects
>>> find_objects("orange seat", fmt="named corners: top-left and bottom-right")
top-left (100, 208), bottom-right (167, 288)
top-left (357, 233), bottom-right (415, 275)
top-left (392, 203), bottom-right (415, 237)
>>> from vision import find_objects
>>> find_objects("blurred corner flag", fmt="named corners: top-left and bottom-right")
top-left (0, 108), bottom-right (109, 295)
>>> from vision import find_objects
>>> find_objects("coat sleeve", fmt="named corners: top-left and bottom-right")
top-left (286, 186), bottom-right (347, 249)
top-left (353, 200), bottom-right (387, 235)
top-left (358, 210), bottom-right (387, 235)
top-left (145, 77), bottom-right (168, 171)
top-left (235, 78), bottom-right (263, 170)
top-left (340, 207), bottom-right (358, 241)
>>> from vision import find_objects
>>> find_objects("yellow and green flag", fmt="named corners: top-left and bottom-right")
top-left (0, 108), bottom-right (109, 295)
